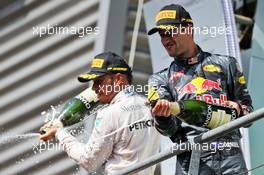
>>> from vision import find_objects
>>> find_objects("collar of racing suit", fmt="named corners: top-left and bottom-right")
top-left (173, 45), bottom-right (204, 67)
top-left (110, 86), bottom-right (134, 105)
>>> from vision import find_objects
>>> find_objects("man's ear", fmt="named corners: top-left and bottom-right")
top-left (114, 73), bottom-right (122, 85)
top-left (115, 73), bottom-right (127, 86)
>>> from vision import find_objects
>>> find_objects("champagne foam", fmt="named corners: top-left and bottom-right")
top-left (0, 133), bottom-right (40, 146)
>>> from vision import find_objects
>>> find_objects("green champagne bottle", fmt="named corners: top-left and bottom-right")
top-left (170, 100), bottom-right (238, 129)
top-left (40, 87), bottom-right (99, 135)
top-left (57, 87), bottom-right (99, 126)
top-left (147, 85), bottom-right (238, 129)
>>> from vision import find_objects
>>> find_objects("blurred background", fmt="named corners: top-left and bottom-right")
top-left (0, 0), bottom-right (263, 175)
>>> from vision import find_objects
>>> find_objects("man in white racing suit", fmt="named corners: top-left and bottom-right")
top-left (40, 52), bottom-right (160, 174)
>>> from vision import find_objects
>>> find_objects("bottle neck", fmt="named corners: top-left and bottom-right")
top-left (170, 102), bottom-right (181, 116)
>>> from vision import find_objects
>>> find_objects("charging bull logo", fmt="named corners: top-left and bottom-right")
top-left (178, 77), bottom-right (222, 99)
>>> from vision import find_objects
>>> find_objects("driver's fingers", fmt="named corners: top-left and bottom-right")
top-left (39, 130), bottom-right (55, 141)
top-left (152, 100), bottom-right (171, 117)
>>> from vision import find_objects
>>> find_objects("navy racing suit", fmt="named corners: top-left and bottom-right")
top-left (148, 46), bottom-right (253, 175)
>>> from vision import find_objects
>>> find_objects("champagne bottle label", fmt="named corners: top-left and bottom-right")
top-left (207, 110), bottom-right (231, 129)
top-left (78, 87), bottom-right (98, 102)
top-left (75, 96), bottom-right (92, 109)
top-left (76, 87), bottom-right (98, 110)
top-left (58, 87), bottom-right (99, 126)
top-left (204, 105), bottom-right (237, 129)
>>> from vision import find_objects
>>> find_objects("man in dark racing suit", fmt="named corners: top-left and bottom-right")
top-left (147, 4), bottom-right (253, 175)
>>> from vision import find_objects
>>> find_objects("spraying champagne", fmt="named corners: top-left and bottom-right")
top-left (40, 87), bottom-right (99, 134)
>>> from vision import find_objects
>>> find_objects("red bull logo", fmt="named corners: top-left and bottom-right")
top-left (179, 77), bottom-right (222, 98)
top-left (196, 94), bottom-right (227, 106)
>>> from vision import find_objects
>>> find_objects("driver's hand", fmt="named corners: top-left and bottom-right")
top-left (39, 119), bottom-right (63, 141)
top-left (152, 99), bottom-right (171, 117)
top-left (225, 101), bottom-right (241, 116)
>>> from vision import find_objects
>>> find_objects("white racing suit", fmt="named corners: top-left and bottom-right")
top-left (56, 87), bottom-right (160, 175)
